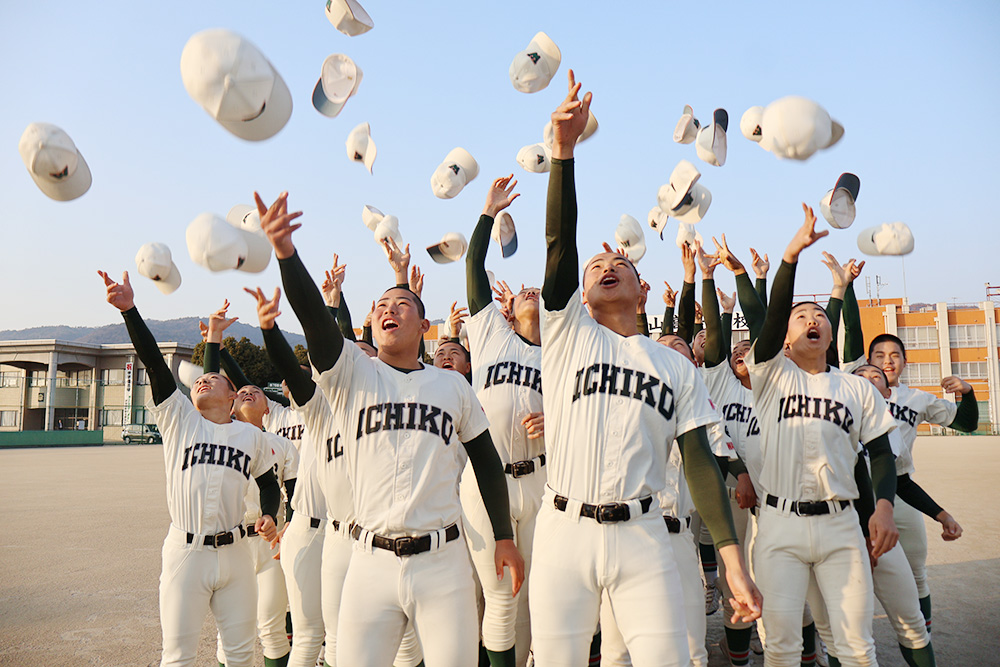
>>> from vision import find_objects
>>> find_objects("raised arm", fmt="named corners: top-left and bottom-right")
top-left (755, 204), bottom-right (828, 362)
top-left (676, 243), bottom-right (697, 343)
top-left (698, 243), bottom-right (725, 368)
top-left (469, 176), bottom-right (520, 315)
top-left (661, 282), bottom-right (676, 336)
top-left (636, 278), bottom-right (650, 337)
top-left (202, 300), bottom-right (239, 374)
top-left (257, 191), bottom-right (343, 374)
top-left (842, 262), bottom-right (865, 364)
top-left (714, 234), bottom-right (765, 341)
top-left (942, 376), bottom-right (979, 432)
top-left (99, 270), bottom-right (175, 405)
top-left (750, 247), bottom-right (769, 310)
top-left (719, 289), bottom-right (735, 357)
top-left (244, 286), bottom-right (317, 407)
top-left (542, 70), bottom-right (591, 311)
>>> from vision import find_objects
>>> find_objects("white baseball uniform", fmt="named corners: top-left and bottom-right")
top-left (150, 388), bottom-right (275, 667)
top-left (531, 287), bottom-right (720, 667)
top-left (886, 384), bottom-right (957, 602)
top-left (265, 400), bottom-right (327, 667)
top-left (292, 386), bottom-right (422, 667)
top-left (746, 347), bottom-right (895, 667)
top-left (316, 342), bottom-right (491, 667)
top-left (217, 431), bottom-right (299, 665)
top-left (462, 303), bottom-right (544, 666)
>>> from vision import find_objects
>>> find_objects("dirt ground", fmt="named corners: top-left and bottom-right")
top-left (0, 436), bottom-right (997, 666)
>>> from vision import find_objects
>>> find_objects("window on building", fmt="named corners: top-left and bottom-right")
top-left (0, 371), bottom-right (20, 387)
top-left (948, 324), bottom-right (986, 348)
top-left (100, 368), bottom-right (125, 385)
top-left (952, 361), bottom-right (987, 379)
top-left (131, 408), bottom-right (151, 425)
top-left (135, 368), bottom-right (148, 386)
top-left (100, 409), bottom-right (124, 427)
top-left (899, 363), bottom-right (941, 386)
top-left (897, 326), bottom-right (938, 350)
top-left (0, 411), bottom-right (18, 427)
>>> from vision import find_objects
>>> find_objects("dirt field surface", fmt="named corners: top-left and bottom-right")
top-left (0, 436), bottom-right (997, 666)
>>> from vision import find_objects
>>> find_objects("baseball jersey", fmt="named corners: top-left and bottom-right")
top-left (317, 343), bottom-right (491, 536)
top-left (467, 304), bottom-right (544, 465)
top-left (746, 346), bottom-right (895, 501)
top-left (265, 400), bottom-right (327, 520)
top-left (541, 288), bottom-right (719, 505)
top-left (290, 389), bottom-right (354, 524)
top-left (703, 363), bottom-right (763, 489)
top-left (240, 431), bottom-right (299, 526)
top-left (148, 388), bottom-right (274, 535)
top-left (887, 384), bottom-right (957, 459)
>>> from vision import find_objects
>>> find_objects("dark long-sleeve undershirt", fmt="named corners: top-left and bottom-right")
top-left (337, 294), bottom-right (357, 343)
top-left (755, 260), bottom-right (797, 362)
top-left (735, 272), bottom-right (766, 342)
top-left (755, 277), bottom-right (768, 310)
top-left (721, 313), bottom-right (733, 358)
top-left (362, 325), bottom-right (374, 347)
top-left (677, 281), bottom-right (696, 344)
top-left (467, 214), bottom-right (495, 316)
top-left (463, 430), bottom-right (514, 541)
top-left (853, 458), bottom-right (875, 538)
top-left (637, 313), bottom-right (649, 337)
top-left (542, 158), bottom-right (579, 311)
top-left (895, 474), bottom-right (944, 519)
top-left (842, 283), bottom-right (864, 364)
top-left (279, 251), bottom-right (344, 374)
top-left (949, 389), bottom-right (979, 432)
top-left (678, 427), bottom-right (738, 548)
top-left (661, 305), bottom-right (675, 336)
top-left (825, 296), bottom-right (843, 369)
top-left (262, 325), bottom-right (316, 407)
top-left (255, 470), bottom-right (281, 523)
top-left (283, 479), bottom-right (296, 523)
top-left (122, 307), bottom-right (175, 406)
top-left (866, 433), bottom-right (896, 504)
top-left (703, 278), bottom-right (725, 368)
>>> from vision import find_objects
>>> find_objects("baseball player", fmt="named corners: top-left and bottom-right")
top-left (255, 190), bottom-right (524, 666)
top-left (200, 304), bottom-right (299, 667)
top-left (460, 175), bottom-right (545, 667)
top-left (97, 270), bottom-right (280, 667)
top-left (530, 71), bottom-right (760, 667)
top-left (745, 204), bottom-right (899, 667)
top-left (867, 332), bottom-right (978, 634)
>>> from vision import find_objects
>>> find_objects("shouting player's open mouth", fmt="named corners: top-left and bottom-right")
top-left (599, 274), bottom-right (619, 288)
top-left (806, 326), bottom-right (821, 341)
top-left (382, 318), bottom-right (399, 331)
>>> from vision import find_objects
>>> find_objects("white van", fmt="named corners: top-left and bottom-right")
top-left (121, 424), bottom-right (161, 445)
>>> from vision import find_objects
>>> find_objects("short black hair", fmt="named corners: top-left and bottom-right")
top-left (790, 301), bottom-right (825, 312)
top-left (868, 333), bottom-right (906, 361)
top-left (437, 340), bottom-right (471, 364)
top-left (657, 333), bottom-right (694, 358)
top-left (380, 286), bottom-right (426, 318)
top-left (853, 363), bottom-right (889, 385)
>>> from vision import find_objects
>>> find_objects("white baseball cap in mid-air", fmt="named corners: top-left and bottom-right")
top-left (186, 213), bottom-right (272, 273)
top-left (819, 173), bottom-right (861, 229)
top-left (227, 204), bottom-right (262, 233)
top-left (857, 222), bottom-right (913, 256)
top-left (362, 204), bottom-right (384, 231)
top-left (671, 183), bottom-right (712, 224)
top-left (658, 160), bottom-right (701, 212)
top-left (492, 211), bottom-right (518, 258)
top-left (543, 111), bottom-right (598, 147)
top-left (673, 105), bottom-right (700, 144)
top-left (427, 232), bottom-right (469, 264)
top-left (675, 222), bottom-right (704, 249)
top-left (313, 54), bottom-right (363, 118)
top-left (177, 359), bottom-right (203, 389)
top-left (18, 123), bottom-right (92, 201)
top-left (135, 242), bottom-right (182, 294)
top-left (430, 147), bottom-right (479, 199)
top-left (325, 0), bottom-right (374, 36)
top-left (743, 96), bottom-right (844, 160)
top-left (695, 109), bottom-right (728, 167)
top-left (615, 215), bottom-right (646, 264)
top-left (180, 29), bottom-right (292, 142)
top-left (346, 122), bottom-right (376, 173)
top-left (648, 206), bottom-right (670, 239)
top-left (517, 142), bottom-right (552, 173)
top-left (374, 214), bottom-right (403, 255)
top-left (509, 31), bottom-right (561, 93)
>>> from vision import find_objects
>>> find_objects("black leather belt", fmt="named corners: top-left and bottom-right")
top-left (663, 515), bottom-right (691, 534)
top-left (187, 525), bottom-right (245, 547)
top-left (553, 495), bottom-right (653, 523)
top-left (246, 524), bottom-right (258, 537)
top-left (309, 517), bottom-right (322, 529)
top-left (505, 454), bottom-right (546, 478)
top-left (350, 523), bottom-right (460, 557)
top-left (765, 495), bottom-right (850, 516)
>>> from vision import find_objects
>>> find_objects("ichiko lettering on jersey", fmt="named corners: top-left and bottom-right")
top-left (777, 395), bottom-right (855, 433)
top-left (888, 402), bottom-right (919, 427)
top-left (483, 361), bottom-right (543, 395)
top-left (181, 443), bottom-right (253, 479)
top-left (272, 423), bottom-right (305, 441)
top-left (355, 402), bottom-right (456, 445)
top-left (570, 363), bottom-right (674, 420)
top-left (722, 402), bottom-right (760, 436)
top-left (326, 433), bottom-right (344, 462)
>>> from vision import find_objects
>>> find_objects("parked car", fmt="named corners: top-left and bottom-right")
top-left (121, 423), bottom-right (161, 445)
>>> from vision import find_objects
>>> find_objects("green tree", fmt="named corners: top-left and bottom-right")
top-left (225, 336), bottom-right (279, 388)
top-left (293, 344), bottom-right (309, 367)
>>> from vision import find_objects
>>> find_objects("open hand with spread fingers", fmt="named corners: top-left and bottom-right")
top-left (255, 191), bottom-right (303, 260)
top-left (98, 270), bottom-right (135, 312)
top-left (550, 69), bottom-right (593, 160)
top-left (243, 286), bottom-right (282, 330)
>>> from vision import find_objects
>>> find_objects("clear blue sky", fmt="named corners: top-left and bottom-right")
top-left (3, 1), bottom-right (999, 334)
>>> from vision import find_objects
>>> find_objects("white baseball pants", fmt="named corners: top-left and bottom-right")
top-left (159, 525), bottom-right (256, 667)
top-left (893, 498), bottom-right (930, 598)
top-left (281, 513), bottom-right (325, 667)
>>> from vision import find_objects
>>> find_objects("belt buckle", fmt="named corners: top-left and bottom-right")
top-left (393, 536), bottom-right (415, 557)
top-left (794, 501), bottom-right (820, 516)
top-left (210, 531), bottom-right (231, 547)
top-left (511, 461), bottom-right (532, 478)
top-left (596, 502), bottom-right (627, 524)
